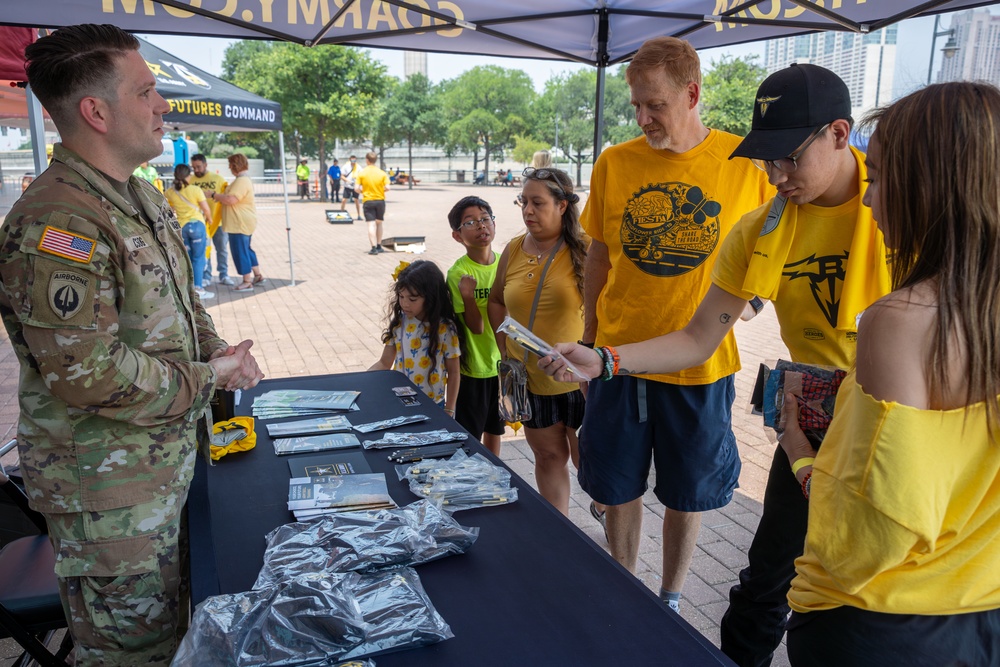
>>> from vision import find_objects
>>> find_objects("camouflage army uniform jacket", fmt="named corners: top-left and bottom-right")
top-left (0, 144), bottom-right (228, 515)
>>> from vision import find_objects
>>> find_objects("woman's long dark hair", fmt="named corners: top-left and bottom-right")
top-left (381, 260), bottom-right (465, 379)
top-left (173, 163), bottom-right (190, 191)
top-left (862, 82), bottom-right (1000, 437)
top-left (522, 167), bottom-right (588, 296)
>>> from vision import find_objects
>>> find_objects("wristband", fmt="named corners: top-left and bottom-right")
top-left (790, 457), bottom-right (815, 476)
top-left (801, 471), bottom-right (812, 499)
top-left (749, 295), bottom-right (765, 315)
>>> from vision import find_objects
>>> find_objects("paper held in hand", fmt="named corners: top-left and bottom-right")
top-left (495, 315), bottom-right (589, 381)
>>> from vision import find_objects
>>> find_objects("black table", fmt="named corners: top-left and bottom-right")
top-left (188, 370), bottom-right (735, 666)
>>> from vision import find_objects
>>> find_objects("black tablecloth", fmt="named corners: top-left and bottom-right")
top-left (188, 370), bottom-right (735, 666)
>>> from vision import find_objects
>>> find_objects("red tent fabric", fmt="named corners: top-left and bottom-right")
top-left (0, 27), bottom-right (35, 82)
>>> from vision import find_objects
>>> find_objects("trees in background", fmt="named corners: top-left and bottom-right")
top-left (378, 74), bottom-right (442, 189)
top-left (440, 66), bottom-right (534, 177)
top-left (214, 41), bottom-right (767, 185)
top-left (224, 42), bottom-right (390, 200)
top-left (700, 55), bottom-right (768, 137)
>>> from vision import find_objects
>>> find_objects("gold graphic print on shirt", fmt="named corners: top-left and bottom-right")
top-left (621, 182), bottom-right (722, 277)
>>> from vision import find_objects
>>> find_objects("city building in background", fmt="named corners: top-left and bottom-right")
top-left (935, 9), bottom-right (1000, 83)
top-left (403, 51), bottom-right (428, 79)
top-left (764, 27), bottom-right (897, 120)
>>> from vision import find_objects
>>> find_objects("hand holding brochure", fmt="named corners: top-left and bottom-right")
top-left (496, 315), bottom-right (588, 381)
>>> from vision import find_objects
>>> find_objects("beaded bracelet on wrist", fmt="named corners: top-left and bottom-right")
top-left (801, 471), bottom-right (812, 499)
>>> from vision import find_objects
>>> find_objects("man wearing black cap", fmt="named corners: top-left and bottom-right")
top-left (541, 63), bottom-right (890, 664)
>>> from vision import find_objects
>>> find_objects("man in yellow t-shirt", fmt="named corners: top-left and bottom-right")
top-left (189, 154), bottom-right (232, 286)
top-left (355, 151), bottom-right (390, 255)
top-left (575, 37), bottom-right (772, 615)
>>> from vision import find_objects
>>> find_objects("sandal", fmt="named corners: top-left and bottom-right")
top-left (253, 274), bottom-right (265, 284)
top-left (590, 501), bottom-right (608, 541)
top-left (233, 282), bottom-right (254, 292)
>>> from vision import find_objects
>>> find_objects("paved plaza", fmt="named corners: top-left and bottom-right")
top-left (0, 182), bottom-right (792, 666)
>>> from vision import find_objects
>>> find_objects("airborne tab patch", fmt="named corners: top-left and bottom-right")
top-left (38, 226), bottom-right (97, 263)
top-left (49, 271), bottom-right (90, 320)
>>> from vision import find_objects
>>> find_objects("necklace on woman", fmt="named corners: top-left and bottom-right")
top-left (525, 234), bottom-right (557, 260)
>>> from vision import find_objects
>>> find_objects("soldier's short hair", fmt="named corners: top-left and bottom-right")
top-left (626, 37), bottom-right (701, 91)
top-left (25, 24), bottom-right (139, 132)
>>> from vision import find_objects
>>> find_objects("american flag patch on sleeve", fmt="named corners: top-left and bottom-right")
top-left (38, 226), bottom-right (97, 263)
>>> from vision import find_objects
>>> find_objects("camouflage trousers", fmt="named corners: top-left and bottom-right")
top-left (44, 490), bottom-right (190, 667)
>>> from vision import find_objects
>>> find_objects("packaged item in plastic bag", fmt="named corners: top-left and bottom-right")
top-left (398, 450), bottom-right (518, 511)
top-left (255, 499), bottom-right (479, 589)
top-left (171, 572), bottom-right (367, 667)
top-left (341, 568), bottom-right (454, 660)
top-left (361, 429), bottom-right (468, 450)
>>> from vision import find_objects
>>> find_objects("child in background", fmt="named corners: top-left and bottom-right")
top-left (370, 260), bottom-right (463, 416)
top-left (446, 196), bottom-right (504, 455)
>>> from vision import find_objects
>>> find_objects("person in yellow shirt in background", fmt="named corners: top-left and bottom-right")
top-left (296, 158), bottom-right (311, 200)
top-left (190, 153), bottom-right (233, 286)
top-left (164, 163), bottom-right (214, 300)
top-left (355, 151), bottom-right (390, 255)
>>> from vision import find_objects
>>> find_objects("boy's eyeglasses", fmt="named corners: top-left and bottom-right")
top-left (751, 123), bottom-right (830, 174)
top-left (459, 215), bottom-right (495, 230)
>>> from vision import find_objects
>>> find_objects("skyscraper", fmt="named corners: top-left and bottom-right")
top-left (764, 27), bottom-right (897, 120)
top-left (403, 51), bottom-right (428, 80)
top-left (936, 10), bottom-right (1000, 83)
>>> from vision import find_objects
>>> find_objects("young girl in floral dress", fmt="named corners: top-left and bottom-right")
top-left (370, 261), bottom-right (464, 417)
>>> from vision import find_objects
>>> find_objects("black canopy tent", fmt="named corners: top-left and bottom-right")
top-left (2, 0), bottom-right (999, 156)
top-left (139, 38), bottom-right (282, 133)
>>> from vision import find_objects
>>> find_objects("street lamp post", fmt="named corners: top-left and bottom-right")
top-left (927, 14), bottom-right (959, 84)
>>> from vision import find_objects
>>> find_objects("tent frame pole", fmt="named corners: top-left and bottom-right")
top-left (278, 130), bottom-right (295, 286)
top-left (26, 86), bottom-right (47, 176)
top-left (592, 8), bottom-right (609, 162)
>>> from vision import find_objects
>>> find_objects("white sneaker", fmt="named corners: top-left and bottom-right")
top-left (218, 276), bottom-right (235, 286)
top-left (195, 289), bottom-right (215, 300)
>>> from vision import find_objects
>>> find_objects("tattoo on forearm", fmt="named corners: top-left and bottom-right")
top-left (618, 367), bottom-right (646, 376)
top-left (719, 313), bottom-right (732, 324)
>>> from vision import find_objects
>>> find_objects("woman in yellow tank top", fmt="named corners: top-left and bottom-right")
top-left (487, 167), bottom-right (589, 516)
top-left (776, 83), bottom-right (1000, 665)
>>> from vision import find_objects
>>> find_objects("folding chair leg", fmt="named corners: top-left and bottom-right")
top-left (0, 604), bottom-right (66, 667)
top-left (54, 629), bottom-right (73, 661)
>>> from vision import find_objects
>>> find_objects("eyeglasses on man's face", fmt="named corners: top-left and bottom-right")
top-left (751, 123), bottom-right (831, 174)
top-left (459, 215), bottom-right (495, 230)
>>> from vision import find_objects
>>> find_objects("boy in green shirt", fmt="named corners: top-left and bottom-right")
top-left (446, 196), bottom-right (504, 454)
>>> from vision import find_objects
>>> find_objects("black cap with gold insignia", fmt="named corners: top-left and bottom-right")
top-left (730, 63), bottom-right (852, 161)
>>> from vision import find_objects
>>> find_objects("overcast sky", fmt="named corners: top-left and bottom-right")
top-left (140, 8), bottom-right (990, 102)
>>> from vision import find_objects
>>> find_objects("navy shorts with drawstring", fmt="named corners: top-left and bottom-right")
top-left (577, 374), bottom-right (740, 511)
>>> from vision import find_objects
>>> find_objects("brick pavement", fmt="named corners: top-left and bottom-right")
top-left (0, 183), bottom-right (792, 666)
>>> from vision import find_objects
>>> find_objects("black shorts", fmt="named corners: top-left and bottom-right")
top-left (788, 606), bottom-right (1000, 666)
top-left (343, 187), bottom-right (357, 202)
top-left (523, 389), bottom-right (585, 430)
top-left (363, 200), bottom-right (386, 221)
top-left (455, 374), bottom-right (504, 439)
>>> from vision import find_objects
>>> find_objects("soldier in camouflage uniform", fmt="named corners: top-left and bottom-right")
top-left (0, 24), bottom-right (264, 666)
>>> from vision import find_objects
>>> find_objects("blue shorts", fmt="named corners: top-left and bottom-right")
top-left (578, 375), bottom-right (740, 512)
